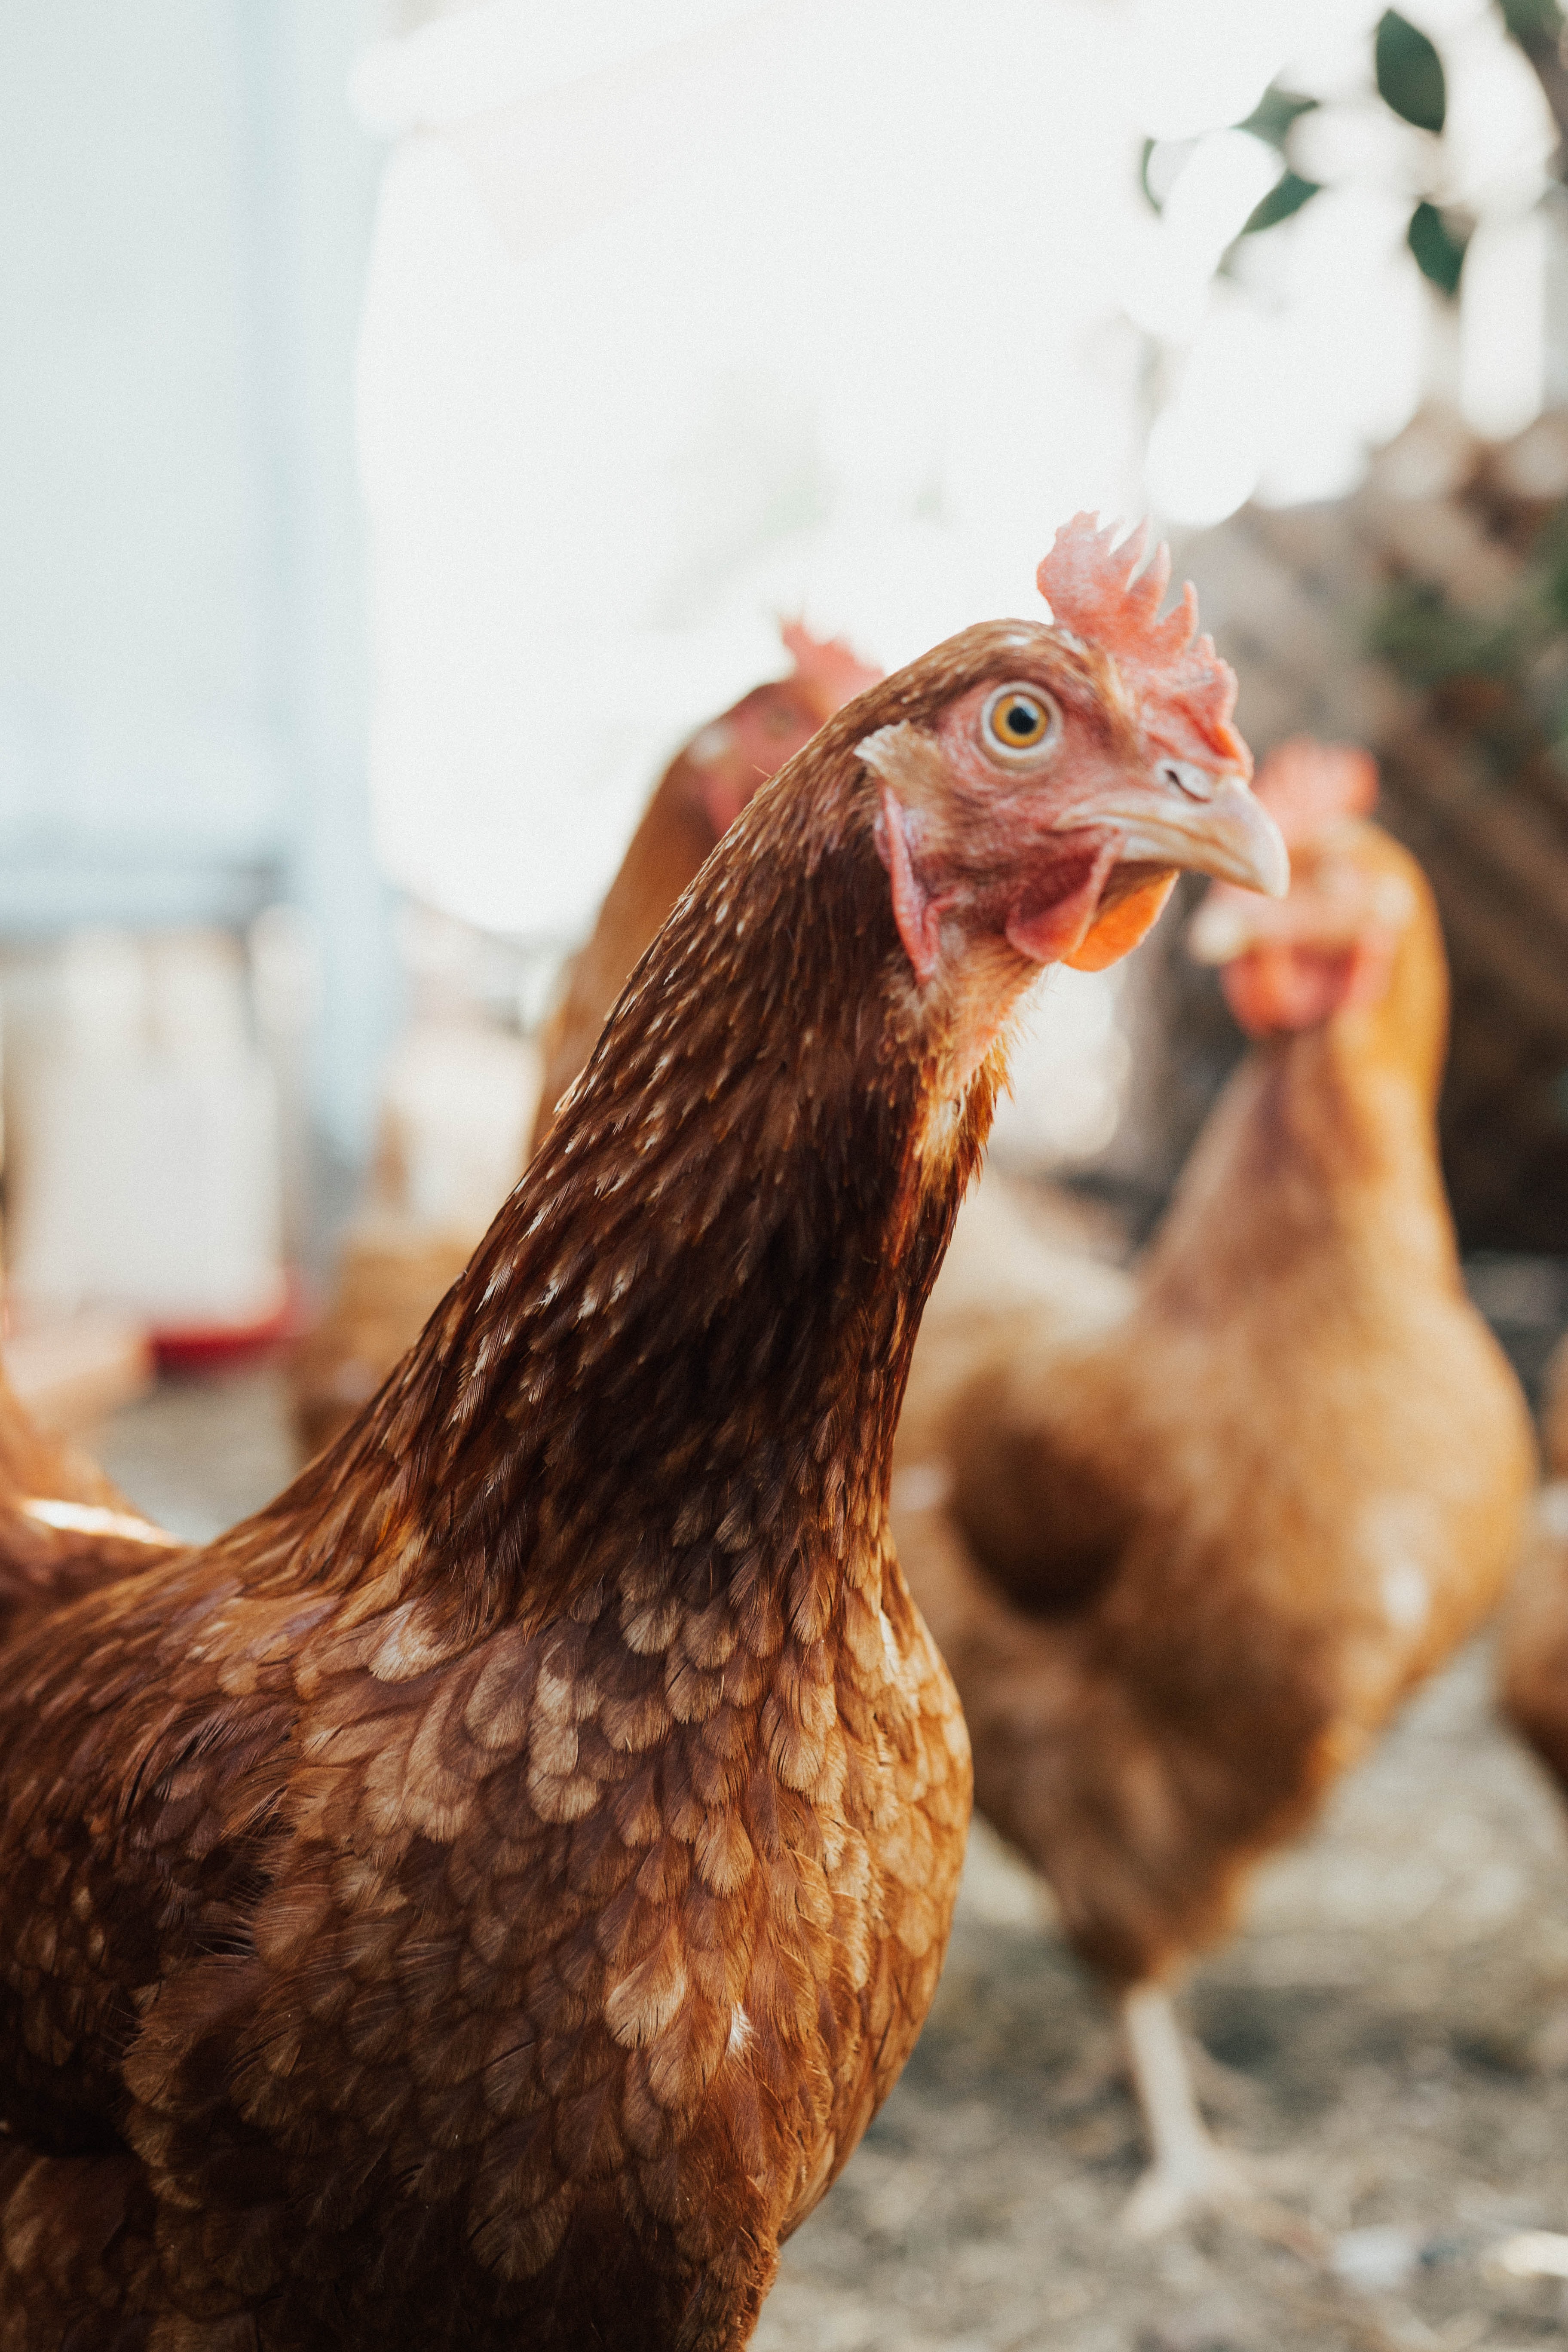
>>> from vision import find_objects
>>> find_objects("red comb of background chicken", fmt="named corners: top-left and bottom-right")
top-left (779, 619), bottom-right (882, 708)
top-left (1037, 513), bottom-right (1248, 775)
top-left (1253, 736), bottom-right (1378, 847)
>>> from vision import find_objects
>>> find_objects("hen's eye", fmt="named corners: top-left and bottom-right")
top-left (980, 684), bottom-right (1061, 764)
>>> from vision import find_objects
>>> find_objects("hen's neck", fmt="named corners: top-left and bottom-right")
top-left (326, 745), bottom-right (998, 1620)
top-left (1144, 901), bottom-right (1455, 1321)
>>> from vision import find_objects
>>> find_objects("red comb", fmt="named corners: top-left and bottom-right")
top-left (1036, 513), bottom-right (1249, 775)
top-left (1254, 737), bottom-right (1378, 847)
top-left (780, 619), bottom-right (882, 717)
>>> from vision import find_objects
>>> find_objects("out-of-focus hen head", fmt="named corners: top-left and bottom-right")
top-left (683, 622), bottom-right (883, 836)
top-left (852, 514), bottom-right (1286, 1048)
top-left (1187, 736), bottom-right (1426, 1041)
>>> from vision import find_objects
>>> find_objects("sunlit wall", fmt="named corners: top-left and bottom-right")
top-left (0, 0), bottom-right (392, 1157)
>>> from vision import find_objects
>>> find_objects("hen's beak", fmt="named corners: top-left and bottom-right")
top-left (1077, 769), bottom-right (1290, 900)
top-left (1033, 769), bottom-right (1288, 973)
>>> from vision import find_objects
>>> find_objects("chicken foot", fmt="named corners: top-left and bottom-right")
top-left (1119, 1983), bottom-right (1254, 2236)
top-left (1118, 1987), bottom-right (1325, 2253)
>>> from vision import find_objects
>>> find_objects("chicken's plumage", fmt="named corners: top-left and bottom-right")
top-left (893, 737), bottom-right (1534, 2228)
top-left (0, 524), bottom-right (1283, 2346)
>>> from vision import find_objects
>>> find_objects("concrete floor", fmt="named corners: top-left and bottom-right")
top-left (93, 1364), bottom-right (1568, 2352)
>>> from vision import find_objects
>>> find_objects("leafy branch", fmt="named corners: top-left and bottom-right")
top-left (1371, 503), bottom-right (1568, 772)
top-left (1143, 4), bottom-right (1568, 299)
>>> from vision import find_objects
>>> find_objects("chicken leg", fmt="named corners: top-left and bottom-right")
top-left (1119, 1984), bottom-right (1251, 2236)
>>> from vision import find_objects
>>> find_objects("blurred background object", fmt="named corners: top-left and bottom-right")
top-left (0, 0), bottom-right (388, 1411)
top-left (10, 0), bottom-right (1568, 1378)
top-left (290, 897), bottom-right (542, 1450)
top-left (0, 1), bottom-right (392, 1152)
top-left (3, 925), bottom-right (291, 1340)
top-left (1155, 404), bottom-right (1568, 1285)
top-left (1079, 0), bottom-right (1568, 1307)
top-left (22, 0), bottom-right (1568, 1383)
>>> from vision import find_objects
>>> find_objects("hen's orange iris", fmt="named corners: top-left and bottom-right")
top-left (981, 686), bottom-right (1058, 760)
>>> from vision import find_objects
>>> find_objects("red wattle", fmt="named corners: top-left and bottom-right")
top-left (1005, 839), bottom-right (1121, 967)
top-left (1066, 873), bottom-right (1177, 971)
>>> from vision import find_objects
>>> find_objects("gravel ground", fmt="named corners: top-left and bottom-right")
top-left (95, 1364), bottom-right (1568, 2352)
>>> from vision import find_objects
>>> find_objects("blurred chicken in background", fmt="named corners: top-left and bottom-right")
top-left (891, 739), bottom-right (1534, 2233)
top-left (292, 625), bottom-right (879, 1454)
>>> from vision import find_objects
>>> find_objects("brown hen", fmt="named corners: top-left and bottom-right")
top-left (0, 518), bottom-right (1283, 2348)
top-left (894, 738), bottom-right (1534, 2232)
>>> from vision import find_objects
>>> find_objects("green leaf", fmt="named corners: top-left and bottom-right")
top-left (1139, 137), bottom-right (1162, 214)
top-left (1369, 580), bottom-right (1513, 683)
top-left (1407, 198), bottom-right (1468, 294)
top-left (1499, 0), bottom-right (1565, 46)
top-left (1235, 87), bottom-right (1320, 152)
top-left (1541, 527), bottom-right (1568, 627)
top-left (1241, 171), bottom-right (1321, 236)
top-left (1376, 10), bottom-right (1446, 133)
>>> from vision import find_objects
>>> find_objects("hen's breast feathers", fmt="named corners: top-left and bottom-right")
top-left (0, 1494), bottom-right (968, 2317)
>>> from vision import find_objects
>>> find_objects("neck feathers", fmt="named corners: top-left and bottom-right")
top-left (1149, 871), bottom-right (1453, 1309)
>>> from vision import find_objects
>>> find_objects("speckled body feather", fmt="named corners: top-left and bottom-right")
top-left (0, 637), bottom-right (1096, 2349)
top-left (895, 822), bottom-right (1534, 1988)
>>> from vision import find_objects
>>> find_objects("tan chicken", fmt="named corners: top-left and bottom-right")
top-left (893, 737), bottom-right (1535, 2232)
top-left (0, 520), bottom-right (1283, 2348)
top-left (292, 626), bottom-right (880, 1458)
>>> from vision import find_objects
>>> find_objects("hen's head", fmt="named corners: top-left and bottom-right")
top-left (1188, 736), bottom-right (1425, 1040)
top-left (852, 513), bottom-right (1285, 1001)
top-left (684, 623), bottom-right (883, 837)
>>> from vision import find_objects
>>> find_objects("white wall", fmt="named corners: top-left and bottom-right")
top-left (0, 0), bottom-right (394, 1157)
